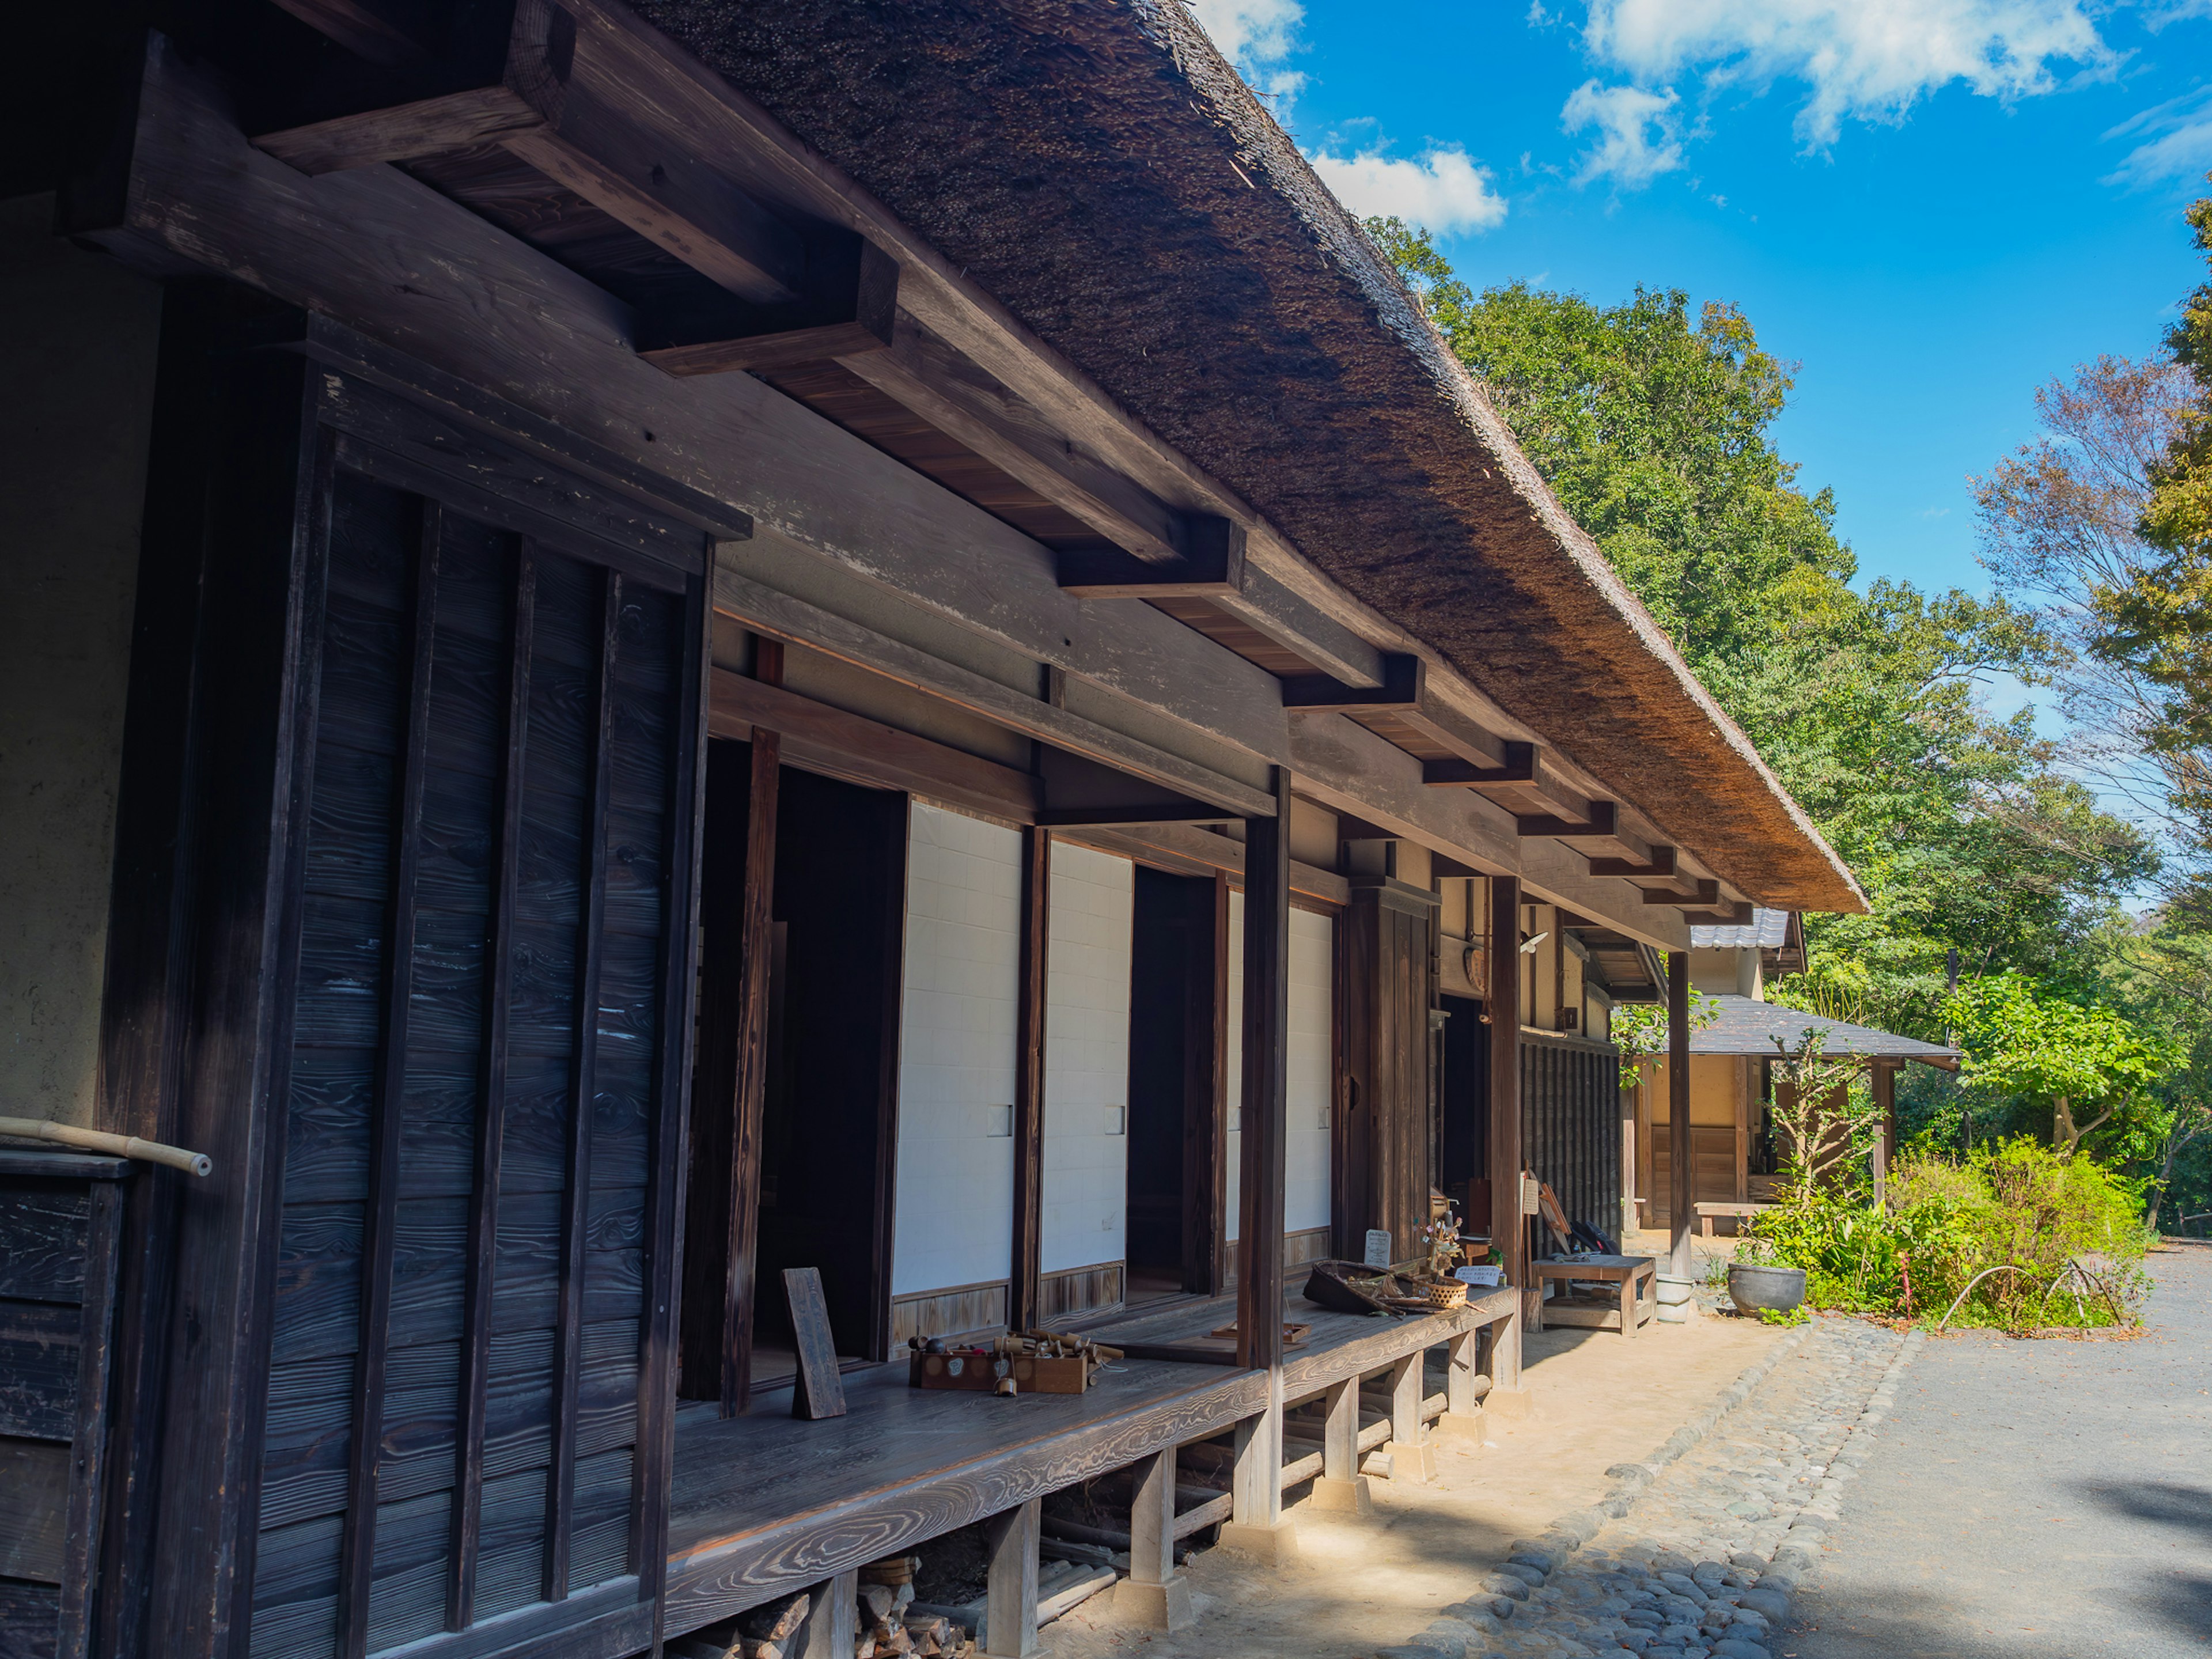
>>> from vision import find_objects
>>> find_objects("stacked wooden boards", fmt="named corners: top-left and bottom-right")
top-left (0, 1148), bottom-right (126, 1659)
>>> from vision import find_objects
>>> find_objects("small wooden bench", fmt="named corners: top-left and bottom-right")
top-left (1528, 1255), bottom-right (1656, 1338)
top-left (1695, 1201), bottom-right (1775, 1237)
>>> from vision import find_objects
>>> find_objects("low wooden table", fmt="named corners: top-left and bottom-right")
top-left (1529, 1254), bottom-right (1657, 1338)
top-left (1695, 1200), bottom-right (1775, 1237)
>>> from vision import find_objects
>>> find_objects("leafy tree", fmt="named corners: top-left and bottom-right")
top-left (1941, 972), bottom-right (2176, 1157)
top-left (1368, 216), bottom-right (2152, 1035)
top-left (1976, 351), bottom-right (2203, 895)
top-left (2090, 179), bottom-right (2212, 900)
top-left (1611, 994), bottom-right (1720, 1090)
top-left (2092, 920), bottom-right (2212, 1226)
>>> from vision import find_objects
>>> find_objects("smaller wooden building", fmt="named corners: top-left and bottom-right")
top-left (1628, 912), bottom-right (1957, 1230)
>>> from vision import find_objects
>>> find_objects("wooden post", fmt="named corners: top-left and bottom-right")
top-left (1310, 1375), bottom-right (1373, 1512)
top-left (1667, 950), bottom-right (1694, 1281)
top-left (1184, 873), bottom-right (1230, 1297)
top-left (1385, 1350), bottom-right (1437, 1483)
top-left (794, 1571), bottom-right (859, 1659)
top-left (1116, 1448), bottom-right (1195, 1628)
top-left (983, 1499), bottom-right (1041, 1658)
top-left (721, 727), bottom-right (781, 1415)
top-left (1435, 1322), bottom-right (1484, 1445)
top-left (1871, 1060), bottom-right (1896, 1206)
top-left (1482, 877), bottom-right (1533, 1416)
top-left (1221, 768), bottom-right (1296, 1563)
top-left (1485, 877), bottom-right (1522, 1289)
top-left (1734, 1059), bottom-right (1751, 1204)
top-left (1008, 827), bottom-right (1050, 1332)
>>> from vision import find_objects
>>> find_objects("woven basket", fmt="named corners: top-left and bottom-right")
top-left (1422, 1279), bottom-right (1469, 1308)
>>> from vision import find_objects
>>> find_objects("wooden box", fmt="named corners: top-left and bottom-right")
top-left (907, 1349), bottom-right (1095, 1394)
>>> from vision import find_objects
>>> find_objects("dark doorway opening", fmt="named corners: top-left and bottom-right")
top-left (683, 743), bottom-right (906, 1408)
top-left (1438, 992), bottom-right (1488, 1230)
top-left (752, 767), bottom-right (907, 1376)
top-left (1122, 867), bottom-right (1223, 1306)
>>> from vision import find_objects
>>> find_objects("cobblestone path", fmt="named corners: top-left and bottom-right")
top-left (1373, 1315), bottom-right (1913, 1659)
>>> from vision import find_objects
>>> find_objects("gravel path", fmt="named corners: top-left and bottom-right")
top-left (1787, 1239), bottom-right (2212, 1658)
top-left (1365, 1313), bottom-right (1913, 1659)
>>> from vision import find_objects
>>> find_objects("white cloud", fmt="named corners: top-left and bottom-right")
top-left (1308, 146), bottom-right (1511, 233)
top-left (2105, 85), bottom-right (2212, 187)
top-left (1581, 0), bottom-right (2113, 145)
top-left (1187, 0), bottom-right (1310, 104)
top-left (1562, 79), bottom-right (1685, 187)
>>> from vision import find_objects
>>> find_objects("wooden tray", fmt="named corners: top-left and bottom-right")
top-left (907, 1350), bottom-right (1094, 1393)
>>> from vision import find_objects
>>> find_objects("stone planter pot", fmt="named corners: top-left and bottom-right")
top-left (1728, 1262), bottom-right (1807, 1315)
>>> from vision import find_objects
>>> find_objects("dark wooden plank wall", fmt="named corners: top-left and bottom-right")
top-left (247, 433), bottom-right (698, 1657)
top-left (1337, 881), bottom-right (1434, 1262)
top-left (0, 1154), bottom-right (126, 1659)
top-left (1519, 1032), bottom-right (1623, 1244)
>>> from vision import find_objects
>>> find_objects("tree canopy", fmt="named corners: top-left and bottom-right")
top-left (1941, 972), bottom-right (2176, 1157)
top-left (1367, 215), bottom-right (2152, 1040)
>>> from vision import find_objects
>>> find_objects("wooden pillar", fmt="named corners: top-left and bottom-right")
top-left (1734, 1060), bottom-right (1751, 1204)
top-left (1667, 950), bottom-right (1694, 1279)
top-left (1008, 827), bottom-right (1050, 1333)
top-left (1385, 1350), bottom-right (1436, 1483)
top-left (1222, 768), bottom-right (1296, 1562)
top-left (1436, 1322), bottom-right (1485, 1445)
top-left (1310, 1375), bottom-right (1372, 1513)
top-left (983, 1499), bottom-right (1041, 1658)
top-left (1871, 1060), bottom-right (1897, 1206)
top-left (794, 1570), bottom-right (859, 1659)
top-left (681, 710), bottom-right (781, 1416)
top-left (1117, 1448), bottom-right (1195, 1628)
top-left (1485, 877), bottom-right (1523, 1287)
top-left (1185, 873), bottom-right (1230, 1297)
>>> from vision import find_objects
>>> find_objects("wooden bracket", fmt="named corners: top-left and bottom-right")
top-left (1514, 800), bottom-right (1617, 840)
top-left (1279, 654), bottom-right (1424, 713)
top-left (1588, 845), bottom-right (1676, 878)
top-left (1682, 900), bottom-right (1755, 926)
top-left (250, 0), bottom-right (905, 375)
top-left (1643, 880), bottom-right (1719, 908)
top-left (1056, 517), bottom-right (1245, 597)
top-left (640, 236), bottom-right (900, 375)
top-left (1421, 742), bottom-right (1536, 789)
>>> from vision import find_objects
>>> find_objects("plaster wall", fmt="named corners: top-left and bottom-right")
top-left (891, 802), bottom-right (1022, 1296)
top-left (1041, 841), bottom-right (1131, 1275)
top-left (1225, 892), bottom-right (1334, 1241)
top-left (0, 196), bottom-right (162, 1126)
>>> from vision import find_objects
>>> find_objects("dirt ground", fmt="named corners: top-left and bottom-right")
top-left (1047, 1237), bottom-right (1780, 1659)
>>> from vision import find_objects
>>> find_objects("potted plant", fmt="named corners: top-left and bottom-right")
top-left (1726, 1236), bottom-right (1806, 1315)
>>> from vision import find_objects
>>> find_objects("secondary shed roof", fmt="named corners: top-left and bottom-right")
top-left (639, 0), bottom-right (1866, 916)
top-left (1687, 996), bottom-right (1959, 1068)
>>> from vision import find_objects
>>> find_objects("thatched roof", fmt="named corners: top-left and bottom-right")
top-left (639, 0), bottom-right (1866, 915)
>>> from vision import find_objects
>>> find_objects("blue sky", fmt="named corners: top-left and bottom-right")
top-left (1192, 0), bottom-right (2212, 626)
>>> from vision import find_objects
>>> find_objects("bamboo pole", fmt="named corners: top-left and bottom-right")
top-left (0, 1117), bottom-right (212, 1176)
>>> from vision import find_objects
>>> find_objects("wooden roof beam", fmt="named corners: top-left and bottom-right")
top-left (1422, 742), bottom-right (1536, 790)
top-left (1643, 880), bottom-right (1719, 909)
top-left (1280, 654), bottom-right (1424, 713)
top-left (1588, 846), bottom-right (1675, 880)
top-left (1514, 801), bottom-right (1656, 869)
top-left (1681, 901), bottom-right (1756, 926)
top-left (253, 0), bottom-right (913, 373)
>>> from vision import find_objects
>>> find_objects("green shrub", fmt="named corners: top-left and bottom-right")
top-left (1740, 1138), bottom-right (2152, 1330)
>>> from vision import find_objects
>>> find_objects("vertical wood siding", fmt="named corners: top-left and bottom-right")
top-left (249, 446), bottom-right (696, 1658)
top-left (1518, 1033), bottom-right (1624, 1243)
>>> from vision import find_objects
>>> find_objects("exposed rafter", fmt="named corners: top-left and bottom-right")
top-left (1280, 654), bottom-right (1424, 713)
